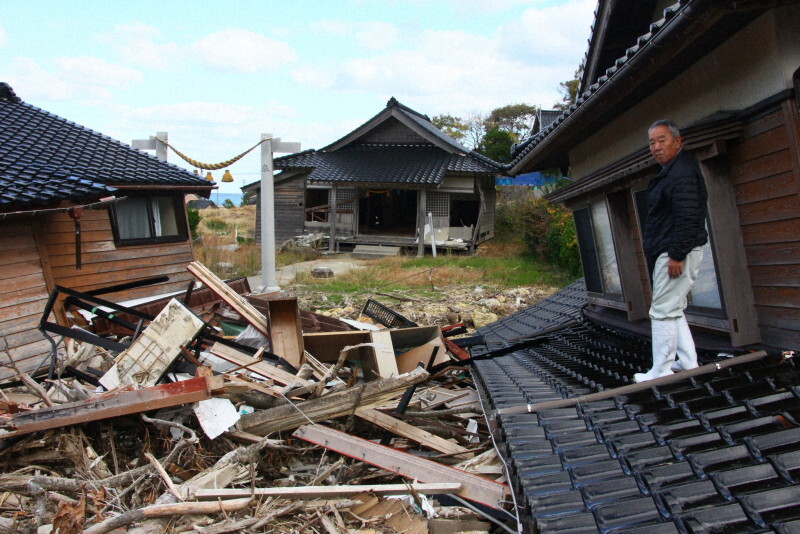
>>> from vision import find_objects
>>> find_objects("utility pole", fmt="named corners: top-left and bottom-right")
top-left (260, 134), bottom-right (301, 291)
top-left (132, 132), bottom-right (168, 161)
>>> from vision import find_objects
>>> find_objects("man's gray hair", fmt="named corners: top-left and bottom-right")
top-left (648, 119), bottom-right (681, 138)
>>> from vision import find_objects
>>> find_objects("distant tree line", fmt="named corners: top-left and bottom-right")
top-left (431, 64), bottom-right (583, 164)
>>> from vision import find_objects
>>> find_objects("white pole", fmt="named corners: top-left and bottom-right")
top-left (260, 134), bottom-right (277, 291)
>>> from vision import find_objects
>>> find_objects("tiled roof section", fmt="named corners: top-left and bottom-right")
top-left (275, 145), bottom-right (499, 185)
top-left (507, 1), bottom-right (687, 168)
top-left (474, 318), bottom-right (800, 533)
top-left (0, 83), bottom-right (210, 210)
top-left (0, 164), bottom-right (112, 210)
top-left (476, 279), bottom-right (586, 349)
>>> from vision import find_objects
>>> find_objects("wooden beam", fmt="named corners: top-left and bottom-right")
top-left (356, 408), bottom-right (470, 456)
top-left (239, 367), bottom-right (429, 435)
top-left (293, 424), bottom-right (509, 510)
top-left (187, 262), bottom-right (268, 335)
top-left (187, 482), bottom-right (462, 500)
top-left (496, 350), bottom-right (769, 416)
top-left (267, 297), bottom-right (304, 367)
top-left (210, 342), bottom-right (313, 388)
top-left (367, 329), bottom-right (399, 379)
top-left (4, 376), bottom-right (222, 438)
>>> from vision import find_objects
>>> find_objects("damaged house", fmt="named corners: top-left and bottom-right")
top-left (0, 82), bottom-right (214, 381)
top-left (467, 1), bottom-right (800, 532)
top-left (243, 97), bottom-right (501, 253)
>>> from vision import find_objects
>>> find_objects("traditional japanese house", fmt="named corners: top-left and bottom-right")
top-left (468, 1), bottom-right (800, 532)
top-left (243, 97), bottom-right (501, 253)
top-left (0, 83), bottom-right (214, 380)
top-left (510, 0), bottom-right (800, 350)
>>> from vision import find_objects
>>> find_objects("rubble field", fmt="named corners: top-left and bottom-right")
top-left (0, 262), bottom-right (550, 534)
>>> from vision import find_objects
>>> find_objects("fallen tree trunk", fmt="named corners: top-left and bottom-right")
top-left (239, 367), bottom-right (430, 436)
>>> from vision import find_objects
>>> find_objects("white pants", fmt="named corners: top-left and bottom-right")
top-left (649, 247), bottom-right (704, 321)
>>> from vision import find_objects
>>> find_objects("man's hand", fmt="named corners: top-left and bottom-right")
top-left (668, 258), bottom-right (684, 278)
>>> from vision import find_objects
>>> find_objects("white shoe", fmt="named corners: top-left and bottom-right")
top-left (634, 320), bottom-right (678, 383)
top-left (671, 316), bottom-right (698, 372)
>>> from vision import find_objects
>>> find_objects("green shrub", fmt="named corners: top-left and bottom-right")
top-left (204, 218), bottom-right (228, 232)
top-left (496, 186), bottom-right (581, 277)
top-left (187, 208), bottom-right (201, 240)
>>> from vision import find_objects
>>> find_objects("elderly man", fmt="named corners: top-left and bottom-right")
top-left (634, 120), bottom-right (709, 383)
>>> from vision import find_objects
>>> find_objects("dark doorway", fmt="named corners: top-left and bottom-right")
top-left (358, 189), bottom-right (418, 236)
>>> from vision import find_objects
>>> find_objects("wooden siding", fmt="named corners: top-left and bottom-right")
top-left (359, 117), bottom-right (429, 144)
top-left (730, 105), bottom-right (800, 348)
top-left (0, 219), bottom-right (53, 381)
top-left (275, 178), bottom-right (306, 245)
top-left (40, 207), bottom-right (196, 303)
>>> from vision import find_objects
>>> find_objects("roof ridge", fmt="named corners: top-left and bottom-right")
top-left (0, 82), bottom-right (21, 103)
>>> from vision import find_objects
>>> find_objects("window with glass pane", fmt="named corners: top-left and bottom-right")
top-left (688, 237), bottom-right (723, 311)
top-left (112, 195), bottom-right (186, 245)
top-left (590, 200), bottom-right (623, 295)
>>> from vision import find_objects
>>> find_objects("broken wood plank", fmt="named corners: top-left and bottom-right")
top-left (356, 408), bottom-right (470, 456)
top-left (239, 367), bottom-right (429, 435)
top-left (266, 297), bottom-right (305, 367)
top-left (188, 261), bottom-right (268, 335)
top-left (367, 329), bottom-right (399, 379)
top-left (210, 342), bottom-right (313, 388)
top-left (186, 482), bottom-right (462, 500)
top-left (293, 424), bottom-right (510, 509)
top-left (3, 376), bottom-right (222, 438)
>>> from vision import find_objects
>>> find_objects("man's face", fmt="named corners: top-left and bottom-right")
top-left (649, 125), bottom-right (682, 165)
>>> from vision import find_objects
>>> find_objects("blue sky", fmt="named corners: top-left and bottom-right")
top-left (1, 0), bottom-right (595, 193)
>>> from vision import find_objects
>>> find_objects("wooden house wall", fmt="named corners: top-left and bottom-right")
top-left (0, 218), bottom-right (52, 380)
top-left (729, 103), bottom-right (800, 347)
top-left (359, 117), bottom-right (429, 144)
top-left (274, 177), bottom-right (306, 245)
top-left (479, 179), bottom-right (496, 242)
top-left (41, 207), bottom-right (196, 303)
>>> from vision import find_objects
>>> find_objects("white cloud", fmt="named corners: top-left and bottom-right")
top-left (354, 22), bottom-right (400, 51)
top-left (5, 56), bottom-right (142, 104)
top-left (5, 58), bottom-right (75, 101)
top-left (309, 19), bottom-right (351, 36)
top-left (54, 56), bottom-right (143, 87)
top-left (499, 0), bottom-right (596, 65)
top-left (190, 29), bottom-right (297, 73)
top-left (292, 1), bottom-right (594, 114)
top-left (100, 23), bottom-right (183, 70)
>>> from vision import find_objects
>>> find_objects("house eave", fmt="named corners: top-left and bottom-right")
top-left (509, 0), bottom-right (783, 176)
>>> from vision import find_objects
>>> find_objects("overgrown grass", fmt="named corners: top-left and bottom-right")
top-left (293, 243), bottom-right (576, 296)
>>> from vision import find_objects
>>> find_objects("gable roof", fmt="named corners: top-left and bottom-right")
top-left (273, 97), bottom-right (500, 185)
top-left (507, 0), bottom-right (783, 175)
top-left (0, 83), bottom-right (212, 212)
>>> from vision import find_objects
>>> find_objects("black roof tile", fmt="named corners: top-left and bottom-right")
top-left (473, 279), bottom-right (800, 531)
top-left (275, 144), bottom-right (497, 185)
top-left (0, 83), bottom-right (210, 211)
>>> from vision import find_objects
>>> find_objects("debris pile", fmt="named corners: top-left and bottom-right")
top-left (0, 262), bottom-right (514, 533)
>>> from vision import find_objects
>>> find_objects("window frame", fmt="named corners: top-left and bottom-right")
top-left (573, 197), bottom-right (625, 303)
top-left (109, 193), bottom-right (189, 247)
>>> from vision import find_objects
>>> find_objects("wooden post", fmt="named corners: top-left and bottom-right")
top-left (329, 185), bottom-right (338, 252)
top-left (417, 188), bottom-right (427, 257)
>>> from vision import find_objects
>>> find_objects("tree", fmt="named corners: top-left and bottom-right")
top-left (187, 208), bottom-right (201, 240)
top-left (476, 128), bottom-right (515, 163)
top-left (431, 114), bottom-right (468, 143)
top-left (222, 198), bottom-right (235, 209)
top-left (240, 191), bottom-right (255, 206)
top-left (554, 64), bottom-right (584, 111)
top-left (484, 104), bottom-right (538, 141)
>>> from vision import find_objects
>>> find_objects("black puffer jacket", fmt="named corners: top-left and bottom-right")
top-left (642, 149), bottom-right (708, 275)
